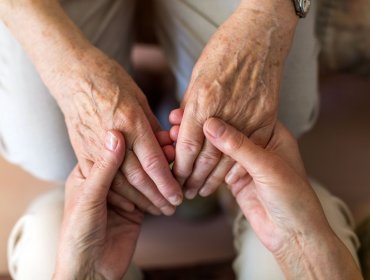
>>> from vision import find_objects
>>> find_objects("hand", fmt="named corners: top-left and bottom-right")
top-left (203, 118), bottom-right (362, 279)
top-left (172, 0), bottom-right (298, 199)
top-left (54, 47), bottom-right (182, 215)
top-left (2, 1), bottom-right (182, 216)
top-left (54, 131), bottom-right (142, 280)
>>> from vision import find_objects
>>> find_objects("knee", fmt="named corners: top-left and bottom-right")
top-left (8, 187), bottom-right (64, 280)
top-left (232, 213), bottom-right (285, 279)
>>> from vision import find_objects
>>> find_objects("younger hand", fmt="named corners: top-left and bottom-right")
top-left (203, 118), bottom-right (329, 254)
top-left (54, 131), bottom-right (143, 280)
top-left (203, 118), bottom-right (362, 279)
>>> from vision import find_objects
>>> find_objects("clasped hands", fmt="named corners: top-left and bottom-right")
top-left (54, 2), bottom-right (298, 218)
top-left (55, 117), bottom-right (349, 279)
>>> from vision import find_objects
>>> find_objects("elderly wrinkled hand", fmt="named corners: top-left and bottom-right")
top-left (172, 1), bottom-right (298, 199)
top-left (54, 48), bottom-right (182, 216)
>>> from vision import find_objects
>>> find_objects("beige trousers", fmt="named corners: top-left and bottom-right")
top-left (1, 0), bottom-right (353, 279)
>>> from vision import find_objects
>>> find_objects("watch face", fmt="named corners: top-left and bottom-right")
top-left (295, 0), bottom-right (311, 17)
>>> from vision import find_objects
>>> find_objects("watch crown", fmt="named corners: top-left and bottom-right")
top-left (300, 0), bottom-right (311, 10)
top-left (295, 0), bottom-right (311, 18)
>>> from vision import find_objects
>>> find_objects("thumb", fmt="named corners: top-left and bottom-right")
top-left (82, 130), bottom-right (126, 201)
top-left (203, 118), bottom-right (269, 177)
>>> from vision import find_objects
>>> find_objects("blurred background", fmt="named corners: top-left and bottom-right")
top-left (1, 0), bottom-right (370, 279)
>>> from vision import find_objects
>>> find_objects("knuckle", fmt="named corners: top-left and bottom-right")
top-left (114, 107), bottom-right (141, 131)
top-left (197, 151), bottom-right (220, 166)
top-left (196, 81), bottom-right (221, 97)
top-left (186, 173), bottom-right (203, 186)
top-left (125, 167), bottom-right (147, 187)
top-left (206, 173), bottom-right (225, 187)
top-left (178, 137), bottom-right (202, 155)
top-left (95, 155), bottom-right (115, 170)
top-left (141, 153), bottom-right (164, 174)
top-left (111, 175), bottom-right (128, 192)
top-left (173, 165), bottom-right (192, 179)
top-left (224, 132), bottom-right (245, 153)
top-left (151, 196), bottom-right (168, 208)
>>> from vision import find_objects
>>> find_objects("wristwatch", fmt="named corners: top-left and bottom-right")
top-left (292, 0), bottom-right (311, 18)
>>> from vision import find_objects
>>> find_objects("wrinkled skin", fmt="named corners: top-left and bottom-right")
top-left (54, 47), bottom-right (182, 216)
top-left (173, 4), bottom-right (296, 199)
top-left (55, 131), bottom-right (143, 280)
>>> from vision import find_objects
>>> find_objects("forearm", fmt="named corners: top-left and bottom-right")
top-left (238, 0), bottom-right (298, 57)
top-left (277, 230), bottom-right (362, 279)
top-left (0, 0), bottom-right (91, 95)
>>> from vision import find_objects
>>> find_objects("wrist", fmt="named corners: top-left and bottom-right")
top-left (238, 0), bottom-right (298, 54)
top-left (239, 0), bottom-right (298, 26)
top-left (276, 229), bottom-right (361, 279)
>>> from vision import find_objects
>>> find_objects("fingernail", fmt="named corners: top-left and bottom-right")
top-left (169, 194), bottom-right (183, 206)
top-left (105, 131), bottom-right (118, 151)
top-left (161, 205), bottom-right (176, 216)
top-left (206, 119), bottom-right (226, 138)
top-left (185, 189), bottom-right (197, 200)
top-left (225, 172), bottom-right (239, 185)
top-left (199, 187), bottom-right (210, 197)
top-left (147, 206), bottom-right (162, 216)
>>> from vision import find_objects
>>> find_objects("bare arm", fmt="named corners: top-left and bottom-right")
top-left (277, 232), bottom-right (362, 280)
top-left (0, 0), bottom-right (89, 87)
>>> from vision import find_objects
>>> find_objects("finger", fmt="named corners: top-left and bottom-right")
top-left (228, 173), bottom-right (254, 198)
top-left (112, 171), bottom-right (170, 216)
top-left (225, 162), bottom-right (248, 185)
top-left (249, 124), bottom-right (274, 148)
top-left (156, 130), bottom-right (175, 162)
top-left (122, 151), bottom-right (177, 215)
top-left (133, 121), bottom-right (183, 206)
top-left (170, 125), bottom-right (180, 142)
top-left (65, 165), bottom-right (85, 202)
top-left (203, 118), bottom-right (269, 176)
top-left (183, 140), bottom-right (221, 199)
top-left (198, 155), bottom-right (235, 197)
top-left (82, 131), bottom-right (125, 201)
top-left (163, 145), bottom-right (175, 163)
top-left (173, 105), bottom-right (204, 186)
top-left (138, 94), bottom-right (162, 132)
top-left (156, 131), bottom-right (173, 146)
top-left (107, 189), bottom-right (136, 213)
top-left (77, 158), bottom-right (94, 179)
top-left (169, 108), bottom-right (184, 125)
